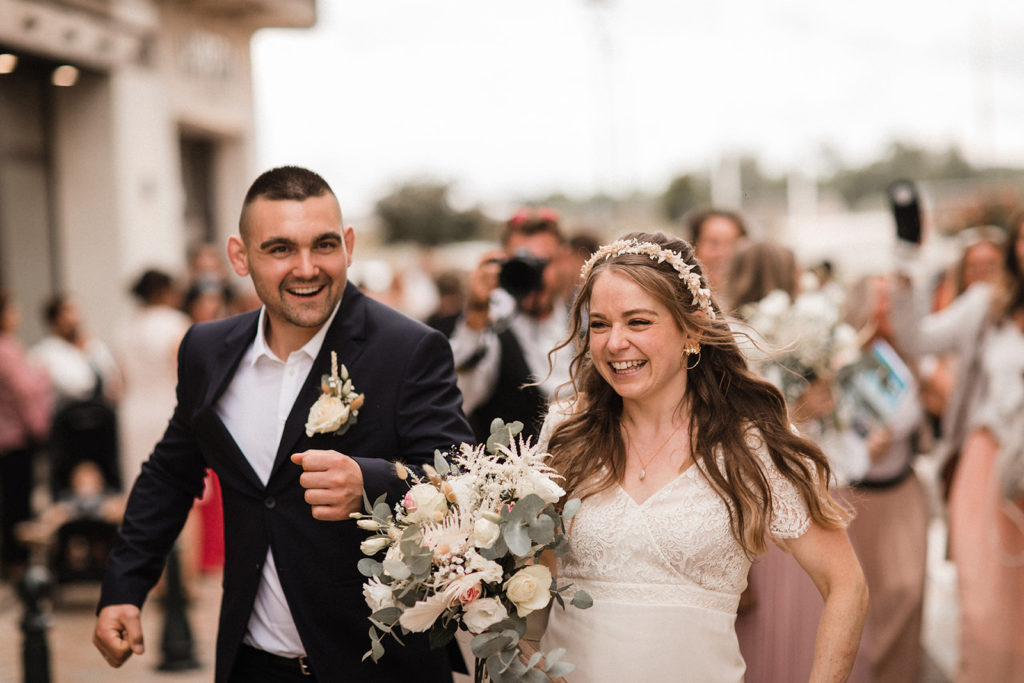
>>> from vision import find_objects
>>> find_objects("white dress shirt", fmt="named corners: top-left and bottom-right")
top-left (215, 303), bottom-right (339, 657)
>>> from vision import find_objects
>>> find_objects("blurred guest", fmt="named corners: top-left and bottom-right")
top-left (562, 231), bottom-right (601, 300)
top-left (115, 269), bottom-right (191, 489)
top-left (892, 213), bottom-right (1024, 682)
top-left (449, 208), bottom-right (574, 442)
top-left (0, 291), bottom-right (54, 581)
top-left (184, 279), bottom-right (231, 324)
top-left (725, 240), bottom-right (798, 318)
top-left (30, 293), bottom-right (122, 406)
top-left (919, 226), bottom-right (1007, 442)
top-left (684, 207), bottom-right (749, 302)
top-left (425, 268), bottom-right (467, 338)
top-left (840, 274), bottom-right (929, 683)
top-left (729, 241), bottom-right (870, 683)
top-left (187, 241), bottom-right (236, 312)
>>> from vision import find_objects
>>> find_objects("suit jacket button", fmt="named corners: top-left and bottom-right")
top-left (264, 496), bottom-right (276, 509)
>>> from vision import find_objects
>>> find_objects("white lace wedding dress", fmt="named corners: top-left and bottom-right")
top-left (539, 411), bottom-right (812, 682)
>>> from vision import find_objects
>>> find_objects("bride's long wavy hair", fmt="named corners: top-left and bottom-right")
top-left (547, 231), bottom-right (850, 558)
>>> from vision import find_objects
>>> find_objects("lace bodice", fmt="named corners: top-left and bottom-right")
top-left (540, 407), bottom-right (811, 614)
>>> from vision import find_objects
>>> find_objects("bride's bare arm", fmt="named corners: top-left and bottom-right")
top-left (782, 522), bottom-right (868, 683)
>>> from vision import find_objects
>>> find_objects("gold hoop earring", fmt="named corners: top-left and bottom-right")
top-left (684, 343), bottom-right (701, 370)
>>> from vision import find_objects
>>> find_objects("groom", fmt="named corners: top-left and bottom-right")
top-left (93, 166), bottom-right (474, 682)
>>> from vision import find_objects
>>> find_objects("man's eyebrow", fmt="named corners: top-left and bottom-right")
top-left (258, 236), bottom-right (297, 250)
top-left (257, 232), bottom-right (340, 251)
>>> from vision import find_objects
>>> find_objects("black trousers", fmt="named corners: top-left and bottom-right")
top-left (0, 446), bottom-right (33, 573)
top-left (228, 644), bottom-right (317, 683)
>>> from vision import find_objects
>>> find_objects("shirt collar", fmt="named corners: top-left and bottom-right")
top-left (249, 300), bottom-right (342, 366)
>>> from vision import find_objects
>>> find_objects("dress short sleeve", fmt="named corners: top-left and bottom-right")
top-left (746, 429), bottom-right (813, 540)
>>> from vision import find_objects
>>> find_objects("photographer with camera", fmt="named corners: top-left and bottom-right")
top-left (450, 208), bottom-right (575, 443)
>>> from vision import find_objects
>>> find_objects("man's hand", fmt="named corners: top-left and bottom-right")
top-left (93, 604), bottom-right (144, 667)
top-left (291, 449), bottom-right (364, 520)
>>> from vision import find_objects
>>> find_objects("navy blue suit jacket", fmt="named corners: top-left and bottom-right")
top-left (99, 283), bottom-right (474, 682)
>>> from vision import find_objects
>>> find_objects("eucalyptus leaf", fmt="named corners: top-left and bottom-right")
top-left (543, 647), bottom-right (565, 666)
top-left (368, 627), bottom-right (384, 662)
top-left (433, 450), bottom-right (451, 476)
top-left (407, 552), bottom-right (433, 577)
top-left (507, 494), bottom-right (546, 523)
top-left (362, 489), bottom-right (374, 514)
top-left (471, 631), bottom-right (512, 659)
top-left (546, 661), bottom-right (576, 678)
top-left (561, 497), bottom-right (581, 522)
top-left (357, 558), bottom-right (383, 578)
top-left (371, 606), bottom-right (403, 625)
top-left (503, 521), bottom-right (532, 557)
top-left (571, 590), bottom-right (593, 609)
top-left (525, 651), bottom-right (543, 669)
top-left (372, 501), bottom-right (392, 523)
top-left (526, 514), bottom-right (555, 545)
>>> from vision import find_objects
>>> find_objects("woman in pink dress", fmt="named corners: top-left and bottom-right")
top-left (892, 215), bottom-right (1024, 682)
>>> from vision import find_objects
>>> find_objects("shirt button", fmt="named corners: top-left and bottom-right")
top-left (264, 496), bottom-right (276, 509)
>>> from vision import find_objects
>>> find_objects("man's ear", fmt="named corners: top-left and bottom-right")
top-left (343, 225), bottom-right (355, 267)
top-left (226, 236), bottom-right (249, 277)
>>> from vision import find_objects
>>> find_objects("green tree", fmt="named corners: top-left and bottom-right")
top-left (375, 181), bottom-right (491, 245)
top-left (660, 173), bottom-right (710, 221)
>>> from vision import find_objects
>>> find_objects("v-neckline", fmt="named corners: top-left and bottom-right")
top-left (618, 462), bottom-right (697, 507)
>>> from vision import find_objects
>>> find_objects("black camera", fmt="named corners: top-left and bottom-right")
top-left (497, 252), bottom-right (548, 299)
top-left (887, 179), bottom-right (922, 244)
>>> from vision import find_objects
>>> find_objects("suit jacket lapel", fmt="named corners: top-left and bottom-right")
top-left (269, 283), bottom-right (369, 481)
top-left (196, 311), bottom-right (266, 492)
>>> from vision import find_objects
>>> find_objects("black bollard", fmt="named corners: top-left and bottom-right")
top-left (18, 565), bottom-right (53, 683)
top-left (156, 546), bottom-right (200, 671)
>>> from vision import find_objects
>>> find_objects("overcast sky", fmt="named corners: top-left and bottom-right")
top-left (251, 0), bottom-right (1024, 219)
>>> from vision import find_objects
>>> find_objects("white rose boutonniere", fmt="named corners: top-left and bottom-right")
top-left (305, 351), bottom-right (365, 437)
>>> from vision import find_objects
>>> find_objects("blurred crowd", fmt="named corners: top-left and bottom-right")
top-left (1, 199), bottom-right (1022, 683)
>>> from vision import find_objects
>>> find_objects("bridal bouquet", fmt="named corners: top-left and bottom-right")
top-left (353, 419), bottom-right (591, 683)
top-left (740, 289), bottom-right (858, 405)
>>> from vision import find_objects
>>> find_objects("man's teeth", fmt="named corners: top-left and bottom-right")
top-left (611, 360), bottom-right (645, 371)
top-left (290, 286), bottom-right (322, 295)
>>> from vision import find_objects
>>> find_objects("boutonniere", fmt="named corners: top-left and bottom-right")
top-left (305, 351), bottom-right (365, 437)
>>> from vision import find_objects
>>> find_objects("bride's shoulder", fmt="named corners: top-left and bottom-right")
top-left (538, 398), bottom-right (584, 449)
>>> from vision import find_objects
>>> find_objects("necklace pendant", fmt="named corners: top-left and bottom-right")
top-left (638, 468), bottom-right (646, 481)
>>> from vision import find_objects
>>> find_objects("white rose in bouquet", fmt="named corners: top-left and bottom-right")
top-left (462, 597), bottom-right (509, 634)
top-left (504, 564), bottom-right (552, 617)
top-left (402, 483), bottom-right (448, 523)
top-left (515, 470), bottom-right (565, 505)
top-left (363, 576), bottom-right (395, 612)
top-left (466, 551), bottom-right (504, 584)
top-left (472, 517), bottom-right (501, 549)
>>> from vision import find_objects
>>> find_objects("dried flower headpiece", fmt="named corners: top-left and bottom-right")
top-left (580, 238), bottom-right (716, 319)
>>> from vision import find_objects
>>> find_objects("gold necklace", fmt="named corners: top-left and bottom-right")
top-left (623, 420), bottom-right (685, 481)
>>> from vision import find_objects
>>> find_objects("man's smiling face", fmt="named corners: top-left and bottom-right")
top-left (231, 193), bottom-right (354, 352)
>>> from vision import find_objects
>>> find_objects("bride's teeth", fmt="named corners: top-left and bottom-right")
top-left (611, 360), bottom-right (644, 371)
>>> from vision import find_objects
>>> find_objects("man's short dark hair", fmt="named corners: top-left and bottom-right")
top-left (243, 166), bottom-right (334, 205)
top-left (240, 166), bottom-right (336, 240)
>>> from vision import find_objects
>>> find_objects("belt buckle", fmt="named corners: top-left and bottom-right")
top-left (298, 655), bottom-right (311, 676)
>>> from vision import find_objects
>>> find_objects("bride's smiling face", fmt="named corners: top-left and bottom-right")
top-left (588, 269), bottom-right (691, 406)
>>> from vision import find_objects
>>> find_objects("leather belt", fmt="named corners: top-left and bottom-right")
top-left (239, 643), bottom-right (312, 677)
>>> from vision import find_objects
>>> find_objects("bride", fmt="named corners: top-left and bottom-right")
top-left (538, 232), bottom-right (867, 682)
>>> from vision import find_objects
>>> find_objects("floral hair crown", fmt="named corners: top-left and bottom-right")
top-left (580, 238), bottom-right (716, 319)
